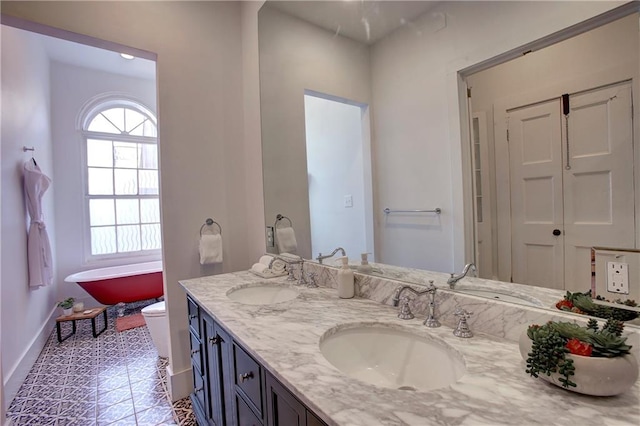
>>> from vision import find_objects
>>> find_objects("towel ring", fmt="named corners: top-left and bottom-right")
top-left (274, 214), bottom-right (293, 229)
top-left (200, 218), bottom-right (222, 236)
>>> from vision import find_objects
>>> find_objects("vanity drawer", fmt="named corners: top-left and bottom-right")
top-left (233, 342), bottom-right (264, 416)
top-left (236, 393), bottom-right (263, 426)
top-left (189, 330), bottom-right (203, 374)
top-left (192, 367), bottom-right (207, 415)
top-left (187, 297), bottom-right (200, 336)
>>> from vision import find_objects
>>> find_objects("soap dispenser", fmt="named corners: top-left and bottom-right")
top-left (336, 256), bottom-right (355, 299)
top-left (357, 253), bottom-right (373, 274)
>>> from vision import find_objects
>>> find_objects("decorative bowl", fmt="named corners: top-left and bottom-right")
top-left (519, 330), bottom-right (639, 396)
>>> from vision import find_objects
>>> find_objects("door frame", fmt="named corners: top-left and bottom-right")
top-left (492, 64), bottom-right (638, 283)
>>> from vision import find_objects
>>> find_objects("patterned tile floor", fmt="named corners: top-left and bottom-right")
top-left (7, 301), bottom-right (196, 426)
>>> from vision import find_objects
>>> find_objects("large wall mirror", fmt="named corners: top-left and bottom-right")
top-left (259, 1), bottom-right (639, 323)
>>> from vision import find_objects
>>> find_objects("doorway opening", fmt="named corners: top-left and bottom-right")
top-left (303, 91), bottom-right (374, 262)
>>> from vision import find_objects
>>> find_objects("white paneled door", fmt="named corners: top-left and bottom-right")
top-left (508, 81), bottom-right (634, 291)
top-left (509, 99), bottom-right (565, 289)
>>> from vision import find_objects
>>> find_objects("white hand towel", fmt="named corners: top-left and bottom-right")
top-left (276, 227), bottom-right (297, 254)
top-left (199, 234), bottom-right (223, 265)
top-left (278, 252), bottom-right (301, 261)
top-left (257, 254), bottom-right (286, 273)
top-left (251, 263), bottom-right (272, 275)
top-left (271, 259), bottom-right (286, 274)
top-left (258, 255), bottom-right (275, 266)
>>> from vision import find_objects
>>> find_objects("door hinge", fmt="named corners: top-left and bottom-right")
top-left (506, 129), bottom-right (510, 142)
top-left (467, 87), bottom-right (472, 98)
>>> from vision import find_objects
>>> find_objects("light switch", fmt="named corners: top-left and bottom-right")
top-left (344, 195), bottom-right (353, 208)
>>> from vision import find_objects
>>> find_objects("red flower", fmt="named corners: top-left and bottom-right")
top-left (566, 338), bottom-right (593, 357)
top-left (555, 299), bottom-right (574, 311)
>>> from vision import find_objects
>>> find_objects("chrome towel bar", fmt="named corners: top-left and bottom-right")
top-left (384, 208), bottom-right (441, 214)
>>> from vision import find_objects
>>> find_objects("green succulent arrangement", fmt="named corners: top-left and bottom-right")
top-left (555, 290), bottom-right (638, 321)
top-left (525, 320), bottom-right (633, 388)
top-left (57, 297), bottom-right (75, 309)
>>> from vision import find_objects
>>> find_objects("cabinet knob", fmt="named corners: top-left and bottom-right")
top-left (209, 336), bottom-right (220, 345)
top-left (191, 349), bottom-right (200, 355)
top-left (239, 372), bottom-right (254, 383)
top-left (189, 314), bottom-right (197, 320)
top-left (552, 229), bottom-right (562, 236)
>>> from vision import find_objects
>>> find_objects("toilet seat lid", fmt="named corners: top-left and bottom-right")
top-left (141, 301), bottom-right (166, 316)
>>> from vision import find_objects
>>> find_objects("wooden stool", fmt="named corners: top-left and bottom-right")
top-left (55, 306), bottom-right (108, 342)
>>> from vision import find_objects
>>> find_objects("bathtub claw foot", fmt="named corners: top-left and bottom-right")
top-left (116, 302), bottom-right (126, 317)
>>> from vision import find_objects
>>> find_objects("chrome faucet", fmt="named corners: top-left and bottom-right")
top-left (316, 247), bottom-right (346, 264)
top-left (447, 263), bottom-right (476, 289)
top-left (392, 281), bottom-right (440, 327)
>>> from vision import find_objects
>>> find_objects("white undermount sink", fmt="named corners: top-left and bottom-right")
top-left (319, 323), bottom-right (466, 391)
top-left (226, 282), bottom-right (299, 305)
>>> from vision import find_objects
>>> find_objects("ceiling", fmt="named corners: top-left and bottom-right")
top-left (268, 0), bottom-right (439, 45)
top-left (8, 25), bottom-right (156, 80)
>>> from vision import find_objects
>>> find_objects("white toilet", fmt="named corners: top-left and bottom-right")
top-left (141, 301), bottom-right (169, 358)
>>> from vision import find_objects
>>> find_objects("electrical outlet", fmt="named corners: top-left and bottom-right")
top-left (607, 261), bottom-right (629, 294)
top-left (344, 195), bottom-right (353, 208)
top-left (266, 226), bottom-right (275, 248)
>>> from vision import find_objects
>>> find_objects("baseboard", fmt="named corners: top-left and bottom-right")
top-left (3, 307), bottom-right (56, 409)
top-left (166, 364), bottom-right (192, 402)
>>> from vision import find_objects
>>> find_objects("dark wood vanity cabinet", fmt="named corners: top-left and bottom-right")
top-left (188, 296), bottom-right (233, 426)
top-left (187, 297), bottom-right (328, 426)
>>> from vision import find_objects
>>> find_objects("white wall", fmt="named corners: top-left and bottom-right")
top-left (370, 0), bottom-right (625, 272)
top-left (1, 0), bottom-right (248, 401)
top-left (1, 25), bottom-right (58, 406)
top-left (50, 61), bottom-right (157, 305)
top-left (259, 5), bottom-right (372, 260)
top-left (304, 95), bottom-right (368, 260)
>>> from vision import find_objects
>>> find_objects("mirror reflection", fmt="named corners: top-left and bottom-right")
top-left (259, 1), bottom-right (639, 321)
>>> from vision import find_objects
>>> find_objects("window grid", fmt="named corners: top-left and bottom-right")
top-left (83, 104), bottom-right (160, 258)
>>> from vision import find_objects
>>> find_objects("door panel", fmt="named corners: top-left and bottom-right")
top-left (509, 99), bottom-right (565, 289)
top-left (564, 82), bottom-right (635, 291)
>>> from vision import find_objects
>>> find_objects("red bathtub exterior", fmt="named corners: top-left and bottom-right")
top-left (76, 271), bottom-right (163, 305)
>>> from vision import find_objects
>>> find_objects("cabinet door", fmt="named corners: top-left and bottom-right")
top-left (236, 393), bottom-right (263, 426)
top-left (306, 411), bottom-right (327, 426)
top-left (265, 373), bottom-right (306, 426)
top-left (203, 312), bottom-right (226, 426)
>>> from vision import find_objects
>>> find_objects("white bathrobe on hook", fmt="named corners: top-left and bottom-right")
top-left (24, 160), bottom-right (53, 288)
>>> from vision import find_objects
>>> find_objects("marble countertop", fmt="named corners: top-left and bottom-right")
top-left (180, 271), bottom-right (640, 426)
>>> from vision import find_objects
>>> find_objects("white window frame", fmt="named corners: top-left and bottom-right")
top-left (80, 99), bottom-right (161, 263)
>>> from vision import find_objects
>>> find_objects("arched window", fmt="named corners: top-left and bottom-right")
top-left (82, 101), bottom-right (160, 258)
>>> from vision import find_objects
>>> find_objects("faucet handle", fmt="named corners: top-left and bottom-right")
top-left (306, 272), bottom-right (318, 288)
top-left (453, 308), bottom-right (473, 338)
top-left (397, 295), bottom-right (415, 320)
top-left (454, 308), bottom-right (473, 319)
